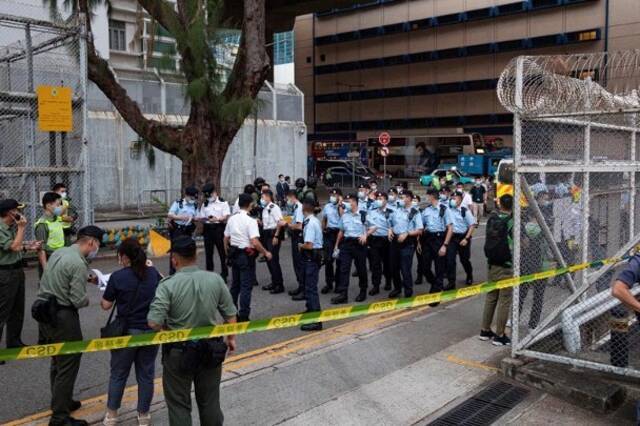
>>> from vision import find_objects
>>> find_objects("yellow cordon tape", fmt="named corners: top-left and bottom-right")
top-left (0, 255), bottom-right (628, 362)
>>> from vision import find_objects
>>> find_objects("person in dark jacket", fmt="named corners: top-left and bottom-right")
top-left (101, 239), bottom-right (163, 426)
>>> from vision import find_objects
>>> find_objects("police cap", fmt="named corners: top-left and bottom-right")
top-left (169, 235), bottom-right (197, 257)
top-left (0, 199), bottom-right (24, 214)
top-left (185, 186), bottom-right (199, 197)
top-left (427, 188), bottom-right (439, 198)
top-left (357, 183), bottom-right (368, 190)
top-left (344, 193), bottom-right (358, 201)
top-left (329, 188), bottom-right (342, 196)
top-left (202, 183), bottom-right (215, 195)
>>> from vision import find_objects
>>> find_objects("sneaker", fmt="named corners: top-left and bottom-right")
top-left (137, 413), bottom-right (151, 426)
top-left (103, 413), bottom-right (117, 426)
top-left (478, 329), bottom-right (496, 341)
top-left (492, 334), bottom-right (511, 346)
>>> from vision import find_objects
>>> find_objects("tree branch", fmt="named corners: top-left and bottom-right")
top-left (223, 0), bottom-right (270, 102)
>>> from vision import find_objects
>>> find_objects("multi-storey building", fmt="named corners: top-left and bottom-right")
top-left (295, 0), bottom-right (640, 175)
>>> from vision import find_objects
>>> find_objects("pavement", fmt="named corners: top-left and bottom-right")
top-left (2, 219), bottom-right (636, 425)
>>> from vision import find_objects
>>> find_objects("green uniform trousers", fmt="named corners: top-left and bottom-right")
top-left (481, 264), bottom-right (513, 337)
top-left (39, 308), bottom-right (83, 424)
top-left (0, 267), bottom-right (25, 347)
top-left (162, 347), bottom-right (224, 426)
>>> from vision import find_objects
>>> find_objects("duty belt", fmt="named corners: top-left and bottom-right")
top-left (0, 261), bottom-right (22, 270)
top-left (424, 231), bottom-right (445, 237)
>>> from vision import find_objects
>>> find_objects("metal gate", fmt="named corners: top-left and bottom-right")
top-left (0, 13), bottom-right (89, 237)
top-left (498, 51), bottom-right (640, 377)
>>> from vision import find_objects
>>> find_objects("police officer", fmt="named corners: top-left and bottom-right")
top-left (421, 189), bottom-right (448, 301)
top-left (294, 178), bottom-right (306, 201)
top-left (35, 192), bottom-right (66, 278)
top-left (331, 194), bottom-right (368, 304)
top-left (148, 235), bottom-right (238, 426)
top-left (52, 183), bottom-right (77, 246)
top-left (388, 190), bottom-right (424, 298)
top-left (366, 192), bottom-right (393, 294)
top-left (357, 184), bottom-right (369, 212)
top-left (302, 176), bottom-right (319, 207)
top-left (298, 200), bottom-right (324, 331)
top-left (36, 225), bottom-right (104, 426)
top-left (167, 186), bottom-right (199, 274)
top-left (413, 194), bottom-right (426, 286)
top-left (260, 190), bottom-right (286, 294)
top-left (0, 200), bottom-right (38, 364)
top-left (387, 188), bottom-right (399, 210)
top-left (444, 190), bottom-right (477, 289)
top-left (321, 188), bottom-right (343, 294)
top-left (197, 184), bottom-right (230, 280)
top-left (286, 190), bottom-right (305, 297)
top-left (224, 193), bottom-right (272, 321)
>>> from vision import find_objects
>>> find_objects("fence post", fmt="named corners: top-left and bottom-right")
top-left (79, 13), bottom-right (91, 225)
top-left (25, 23), bottom-right (37, 238)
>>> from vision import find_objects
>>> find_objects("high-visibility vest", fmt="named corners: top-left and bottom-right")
top-left (35, 216), bottom-right (65, 251)
top-left (61, 199), bottom-right (72, 229)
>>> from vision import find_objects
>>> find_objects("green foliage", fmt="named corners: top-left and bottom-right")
top-left (43, 0), bottom-right (111, 23)
top-left (131, 136), bottom-right (156, 169)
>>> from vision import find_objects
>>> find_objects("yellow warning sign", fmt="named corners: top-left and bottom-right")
top-left (36, 85), bottom-right (72, 132)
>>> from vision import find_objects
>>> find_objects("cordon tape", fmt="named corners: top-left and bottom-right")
top-left (0, 255), bottom-right (630, 362)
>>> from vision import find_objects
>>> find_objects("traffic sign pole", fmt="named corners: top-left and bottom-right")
top-left (383, 155), bottom-right (387, 191)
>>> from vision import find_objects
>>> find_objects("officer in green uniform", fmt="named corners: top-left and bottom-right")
top-left (148, 235), bottom-right (237, 426)
top-left (35, 192), bottom-right (66, 278)
top-left (36, 225), bottom-right (104, 426)
top-left (0, 199), bottom-right (39, 365)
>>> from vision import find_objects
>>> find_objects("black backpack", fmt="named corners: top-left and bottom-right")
top-left (484, 212), bottom-right (512, 266)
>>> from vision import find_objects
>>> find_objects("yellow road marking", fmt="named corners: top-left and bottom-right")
top-left (445, 354), bottom-right (499, 372)
top-left (5, 306), bottom-right (426, 425)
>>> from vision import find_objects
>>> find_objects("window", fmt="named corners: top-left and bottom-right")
top-left (306, 56), bottom-right (311, 64)
top-left (578, 30), bottom-right (597, 42)
top-left (109, 20), bottom-right (126, 51)
top-left (320, 54), bottom-right (326, 62)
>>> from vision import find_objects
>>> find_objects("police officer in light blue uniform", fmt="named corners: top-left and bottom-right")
top-left (388, 190), bottom-right (423, 298)
top-left (357, 184), bottom-right (369, 212)
top-left (298, 201), bottom-right (324, 331)
top-left (167, 186), bottom-right (199, 274)
top-left (421, 188), bottom-right (449, 299)
top-left (331, 194), bottom-right (368, 304)
top-left (366, 192), bottom-right (393, 295)
top-left (321, 188), bottom-right (343, 294)
top-left (444, 190), bottom-right (477, 289)
top-left (287, 190), bottom-right (305, 297)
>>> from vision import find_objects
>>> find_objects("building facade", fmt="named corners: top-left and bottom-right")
top-left (295, 0), bottom-right (640, 174)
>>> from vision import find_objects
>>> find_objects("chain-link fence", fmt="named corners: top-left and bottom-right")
top-left (0, 13), bottom-right (89, 237)
top-left (498, 51), bottom-right (640, 377)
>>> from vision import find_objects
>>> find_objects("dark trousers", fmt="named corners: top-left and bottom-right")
top-left (416, 248), bottom-right (425, 281)
top-left (162, 347), bottom-right (223, 426)
top-left (107, 329), bottom-right (159, 413)
top-left (337, 240), bottom-right (368, 296)
top-left (368, 236), bottom-right (391, 288)
top-left (446, 233), bottom-right (473, 284)
top-left (390, 239), bottom-right (416, 297)
top-left (0, 267), bottom-right (25, 347)
top-left (302, 256), bottom-right (321, 312)
top-left (518, 279), bottom-right (547, 329)
top-left (203, 224), bottom-right (228, 279)
top-left (230, 251), bottom-right (256, 320)
top-left (290, 231), bottom-right (303, 289)
top-left (323, 229), bottom-right (341, 289)
top-left (422, 232), bottom-right (446, 293)
top-left (262, 229), bottom-right (283, 286)
top-left (39, 308), bottom-right (82, 423)
top-left (169, 226), bottom-right (194, 275)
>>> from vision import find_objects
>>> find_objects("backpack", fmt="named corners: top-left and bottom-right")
top-left (484, 212), bottom-right (512, 266)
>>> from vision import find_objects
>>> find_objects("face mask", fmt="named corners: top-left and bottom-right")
top-left (541, 200), bottom-right (551, 207)
top-left (185, 197), bottom-right (195, 204)
top-left (395, 187), bottom-right (402, 193)
top-left (260, 199), bottom-right (267, 207)
top-left (475, 181), bottom-right (481, 186)
top-left (342, 202), bottom-right (350, 209)
top-left (279, 178), bottom-right (284, 182)
top-left (439, 194), bottom-right (447, 202)
top-left (209, 195), bottom-right (217, 202)
top-left (358, 191), bottom-right (366, 200)
top-left (87, 243), bottom-right (99, 260)
top-left (374, 200), bottom-right (383, 209)
top-left (287, 200), bottom-right (294, 207)
top-left (53, 206), bottom-right (63, 216)
top-left (370, 185), bottom-right (377, 191)
top-left (449, 199), bottom-right (457, 208)
top-left (411, 201), bottom-right (418, 208)
top-left (329, 196), bottom-right (337, 204)
top-left (397, 199), bottom-right (405, 208)
top-left (388, 195), bottom-right (396, 202)
top-left (60, 192), bottom-right (67, 199)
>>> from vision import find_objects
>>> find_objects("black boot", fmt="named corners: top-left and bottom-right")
top-left (320, 284), bottom-right (333, 294)
top-left (262, 283), bottom-right (274, 291)
top-left (355, 290), bottom-right (367, 302)
top-left (301, 322), bottom-right (323, 331)
top-left (383, 282), bottom-right (392, 291)
top-left (288, 287), bottom-right (303, 296)
top-left (269, 285), bottom-right (284, 294)
top-left (292, 293), bottom-right (306, 301)
top-left (331, 293), bottom-right (348, 304)
top-left (369, 286), bottom-right (380, 296)
top-left (388, 289), bottom-right (401, 298)
top-left (466, 276), bottom-right (474, 286)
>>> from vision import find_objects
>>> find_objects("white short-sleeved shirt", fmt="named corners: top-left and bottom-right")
top-left (461, 191), bottom-right (473, 210)
top-left (198, 198), bottom-right (230, 223)
top-left (224, 210), bottom-right (260, 248)
top-left (262, 203), bottom-right (283, 230)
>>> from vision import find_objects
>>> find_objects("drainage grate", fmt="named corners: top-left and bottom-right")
top-left (427, 381), bottom-right (530, 426)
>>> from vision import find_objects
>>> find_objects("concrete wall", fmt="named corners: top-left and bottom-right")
top-left (88, 113), bottom-right (307, 211)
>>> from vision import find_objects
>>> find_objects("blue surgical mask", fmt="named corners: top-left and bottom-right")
top-left (388, 195), bottom-right (396, 202)
top-left (397, 199), bottom-right (405, 208)
top-left (449, 199), bottom-right (457, 208)
top-left (358, 191), bottom-right (366, 200)
top-left (53, 206), bottom-right (63, 216)
top-left (374, 200), bottom-right (383, 209)
top-left (287, 200), bottom-right (294, 207)
top-left (342, 202), bottom-right (350, 209)
top-left (260, 199), bottom-right (267, 207)
top-left (329, 196), bottom-right (337, 204)
top-left (439, 194), bottom-right (447, 202)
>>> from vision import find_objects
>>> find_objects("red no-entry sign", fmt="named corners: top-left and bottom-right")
top-left (378, 132), bottom-right (391, 146)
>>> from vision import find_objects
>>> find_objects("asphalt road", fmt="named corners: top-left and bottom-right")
top-left (1, 223), bottom-right (488, 423)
